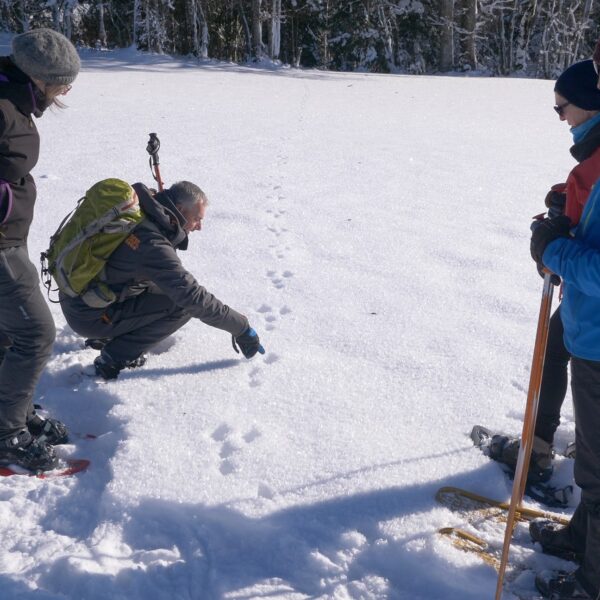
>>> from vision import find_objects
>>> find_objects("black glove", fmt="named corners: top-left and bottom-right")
top-left (536, 262), bottom-right (561, 286)
top-left (232, 327), bottom-right (265, 359)
top-left (530, 215), bottom-right (572, 265)
top-left (544, 188), bottom-right (567, 219)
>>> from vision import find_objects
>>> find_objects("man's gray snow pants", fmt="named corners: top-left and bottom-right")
top-left (60, 291), bottom-right (192, 364)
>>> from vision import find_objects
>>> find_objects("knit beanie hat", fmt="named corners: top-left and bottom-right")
top-left (554, 59), bottom-right (600, 111)
top-left (11, 28), bottom-right (80, 85)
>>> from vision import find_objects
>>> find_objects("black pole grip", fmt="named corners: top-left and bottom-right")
top-left (147, 133), bottom-right (160, 165)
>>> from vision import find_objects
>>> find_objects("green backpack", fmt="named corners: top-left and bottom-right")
top-left (42, 178), bottom-right (145, 308)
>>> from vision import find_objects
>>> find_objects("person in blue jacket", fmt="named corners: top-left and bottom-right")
top-left (530, 59), bottom-right (600, 600)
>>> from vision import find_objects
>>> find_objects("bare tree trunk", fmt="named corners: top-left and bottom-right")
top-left (238, 0), bottom-right (252, 61)
top-left (188, 0), bottom-right (199, 55)
top-left (15, 0), bottom-right (30, 32)
top-left (269, 0), bottom-right (281, 60)
top-left (133, 0), bottom-right (140, 47)
top-left (64, 0), bottom-right (74, 39)
top-left (145, 0), bottom-right (151, 51)
top-left (252, 0), bottom-right (263, 60)
top-left (198, 0), bottom-right (209, 59)
top-left (461, 0), bottom-right (476, 69)
top-left (289, 12), bottom-right (302, 67)
top-left (52, 2), bottom-right (60, 32)
top-left (439, 0), bottom-right (454, 71)
top-left (98, 0), bottom-right (108, 47)
top-left (378, 2), bottom-right (395, 69)
top-left (573, 0), bottom-right (594, 59)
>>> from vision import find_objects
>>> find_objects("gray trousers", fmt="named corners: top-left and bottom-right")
top-left (61, 291), bottom-right (192, 364)
top-left (0, 246), bottom-right (55, 439)
top-left (569, 357), bottom-right (600, 597)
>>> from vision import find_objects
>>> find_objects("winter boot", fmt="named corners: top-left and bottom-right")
top-left (27, 413), bottom-right (69, 445)
top-left (530, 513), bottom-right (586, 563)
top-left (488, 434), bottom-right (553, 483)
top-left (84, 338), bottom-right (109, 350)
top-left (578, 500), bottom-right (600, 600)
top-left (94, 351), bottom-right (147, 380)
top-left (535, 571), bottom-right (593, 599)
top-left (0, 430), bottom-right (58, 472)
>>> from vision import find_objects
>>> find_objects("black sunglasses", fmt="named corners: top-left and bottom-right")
top-left (554, 101), bottom-right (570, 116)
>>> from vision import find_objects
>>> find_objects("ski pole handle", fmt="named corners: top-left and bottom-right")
top-left (146, 133), bottom-right (164, 191)
top-left (147, 133), bottom-right (160, 161)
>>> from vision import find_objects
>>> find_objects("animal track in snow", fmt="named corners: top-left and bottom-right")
top-left (211, 423), bottom-right (233, 442)
top-left (264, 353), bottom-right (280, 365)
top-left (267, 269), bottom-right (294, 290)
top-left (249, 366), bottom-right (262, 387)
top-left (510, 379), bottom-right (526, 393)
top-left (266, 208), bottom-right (286, 219)
top-left (211, 423), bottom-right (262, 476)
top-left (256, 303), bottom-right (292, 332)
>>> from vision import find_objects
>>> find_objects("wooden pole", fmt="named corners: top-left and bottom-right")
top-left (494, 273), bottom-right (554, 599)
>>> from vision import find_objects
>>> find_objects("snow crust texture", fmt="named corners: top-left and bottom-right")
top-left (0, 38), bottom-right (579, 599)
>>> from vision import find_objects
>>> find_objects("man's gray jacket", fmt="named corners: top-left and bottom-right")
top-left (61, 182), bottom-right (249, 337)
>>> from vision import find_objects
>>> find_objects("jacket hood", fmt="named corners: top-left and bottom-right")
top-left (132, 183), bottom-right (188, 250)
top-left (0, 56), bottom-right (47, 117)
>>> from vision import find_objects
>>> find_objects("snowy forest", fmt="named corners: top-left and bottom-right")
top-left (1, 1), bottom-right (600, 77)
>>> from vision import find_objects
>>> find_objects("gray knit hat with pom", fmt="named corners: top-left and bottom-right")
top-left (12, 28), bottom-right (80, 85)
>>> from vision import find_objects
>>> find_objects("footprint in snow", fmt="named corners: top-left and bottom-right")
top-left (510, 380), bottom-right (526, 393)
top-left (211, 423), bottom-right (262, 476)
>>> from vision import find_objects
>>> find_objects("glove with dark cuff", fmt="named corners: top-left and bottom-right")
top-left (536, 262), bottom-right (561, 286)
top-left (544, 186), bottom-right (567, 219)
top-left (530, 215), bottom-right (572, 266)
top-left (232, 327), bottom-right (265, 359)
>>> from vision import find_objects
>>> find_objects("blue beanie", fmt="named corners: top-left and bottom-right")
top-left (555, 60), bottom-right (600, 111)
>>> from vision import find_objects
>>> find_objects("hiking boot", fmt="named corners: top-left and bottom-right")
top-left (565, 441), bottom-right (576, 459)
top-left (535, 570), bottom-right (593, 599)
top-left (488, 434), bottom-right (553, 483)
top-left (84, 338), bottom-right (110, 350)
top-left (0, 430), bottom-right (58, 472)
top-left (27, 414), bottom-right (69, 445)
top-left (530, 519), bottom-right (584, 563)
top-left (94, 352), bottom-right (147, 380)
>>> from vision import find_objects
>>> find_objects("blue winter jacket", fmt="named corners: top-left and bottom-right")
top-left (544, 174), bottom-right (600, 360)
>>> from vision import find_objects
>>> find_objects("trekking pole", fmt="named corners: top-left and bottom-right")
top-left (494, 271), bottom-right (554, 600)
top-left (146, 133), bottom-right (164, 192)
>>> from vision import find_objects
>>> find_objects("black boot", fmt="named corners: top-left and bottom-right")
top-left (535, 571), bottom-right (593, 599)
top-left (94, 351), bottom-right (147, 380)
top-left (0, 430), bottom-right (58, 472)
top-left (576, 499), bottom-right (600, 599)
top-left (488, 434), bottom-right (554, 483)
top-left (27, 413), bottom-right (69, 445)
top-left (84, 338), bottom-right (109, 350)
top-left (530, 502), bottom-right (587, 562)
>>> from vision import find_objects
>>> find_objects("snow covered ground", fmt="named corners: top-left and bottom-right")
top-left (0, 35), bottom-right (583, 599)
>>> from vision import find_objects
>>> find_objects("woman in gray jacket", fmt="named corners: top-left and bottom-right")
top-left (0, 29), bottom-right (80, 472)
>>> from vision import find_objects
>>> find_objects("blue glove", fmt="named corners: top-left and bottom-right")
top-left (232, 327), bottom-right (265, 359)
